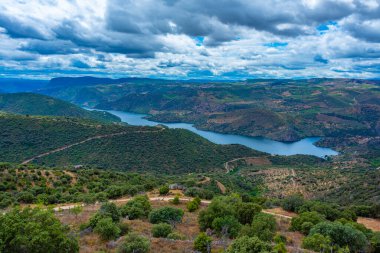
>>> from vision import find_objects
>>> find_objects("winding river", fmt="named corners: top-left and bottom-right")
top-left (97, 109), bottom-right (338, 157)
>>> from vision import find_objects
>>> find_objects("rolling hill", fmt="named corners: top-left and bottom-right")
top-left (0, 93), bottom-right (120, 122)
top-left (0, 113), bottom-right (263, 173)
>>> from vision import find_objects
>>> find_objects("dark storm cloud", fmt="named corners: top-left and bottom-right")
top-left (0, 13), bottom-right (46, 40)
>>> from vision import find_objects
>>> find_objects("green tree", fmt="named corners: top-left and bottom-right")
top-left (290, 211), bottom-right (326, 234)
top-left (226, 236), bottom-right (272, 253)
top-left (194, 232), bottom-right (212, 253)
top-left (212, 216), bottom-right (241, 238)
top-left (302, 233), bottom-right (332, 252)
top-left (117, 233), bottom-right (150, 253)
top-left (371, 232), bottom-right (380, 253)
top-left (94, 217), bottom-right (121, 241)
top-left (282, 194), bottom-right (304, 212)
top-left (152, 223), bottom-right (173, 238)
top-left (0, 207), bottom-right (79, 253)
top-left (149, 206), bottom-right (184, 224)
top-left (250, 213), bottom-right (277, 241)
top-left (236, 202), bottom-right (262, 224)
top-left (310, 221), bottom-right (368, 252)
top-left (120, 195), bottom-right (151, 219)
top-left (70, 205), bottom-right (83, 219)
top-left (159, 185), bottom-right (170, 195)
top-left (171, 195), bottom-right (180, 205)
top-left (187, 199), bottom-right (200, 212)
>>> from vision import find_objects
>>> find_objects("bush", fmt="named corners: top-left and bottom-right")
top-left (149, 207), bottom-right (184, 224)
top-left (120, 195), bottom-right (151, 219)
top-left (118, 222), bottom-right (131, 236)
top-left (194, 232), bottom-right (212, 253)
top-left (98, 202), bottom-right (121, 223)
top-left (226, 236), bottom-right (272, 253)
top-left (159, 185), bottom-right (169, 195)
top-left (171, 195), bottom-right (180, 205)
top-left (167, 232), bottom-right (185, 240)
top-left (236, 202), bottom-right (262, 224)
top-left (302, 233), bottom-right (332, 252)
top-left (94, 217), bottom-right (121, 241)
top-left (250, 213), bottom-right (277, 241)
top-left (117, 233), bottom-right (150, 253)
top-left (282, 194), bottom-right (304, 212)
top-left (371, 232), bottom-right (380, 253)
top-left (152, 223), bottom-right (173, 238)
top-left (310, 221), bottom-right (368, 252)
top-left (212, 216), bottom-right (241, 238)
top-left (187, 199), bottom-right (200, 212)
top-left (0, 207), bottom-right (79, 253)
top-left (290, 211), bottom-right (326, 234)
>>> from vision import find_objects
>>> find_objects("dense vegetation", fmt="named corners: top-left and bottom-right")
top-left (0, 92), bottom-right (120, 122)
top-left (0, 113), bottom-right (261, 172)
top-left (37, 77), bottom-right (380, 165)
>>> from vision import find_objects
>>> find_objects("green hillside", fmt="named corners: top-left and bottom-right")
top-left (0, 113), bottom-right (263, 173)
top-left (0, 93), bottom-right (120, 122)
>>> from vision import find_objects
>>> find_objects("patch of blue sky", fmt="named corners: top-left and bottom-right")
top-left (317, 21), bottom-right (338, 34)
top-left (194, 36), bottom-right (204, 46)
top-left (264, 42), bottom-right (288, 48)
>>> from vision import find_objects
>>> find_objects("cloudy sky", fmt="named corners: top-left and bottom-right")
top-left (1, 0), bottom-right (380, 79)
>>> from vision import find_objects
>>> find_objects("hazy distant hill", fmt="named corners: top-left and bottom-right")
top-left (48, 76), bottom-right (162, 87)
top-left (0, 78), bottom-right (48, 92)
top-left (0, 93), bottom-right (120, 122)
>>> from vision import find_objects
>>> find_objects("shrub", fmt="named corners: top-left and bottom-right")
top-left (167, 232), bottom-right (185, 240)
top-left (302, 233), bottom-right (332, 252)
top-left (194, 232), bottom-right (212, 253)
top-left (282, 194), bottom-right (305, 212)
top-left (371, 232), bottom-right (380, 253)
top-left (149, 207), bottom-right (184, 224)
top-left (118, 222), bottom-right (131, 236)
top-left (187, 199), bottom-right (200, 212)
top-left (120, 195), bottom-right (151, 219)
top-left (290, 211), bottom-right (326, 234)
top-left (152, 223), bottom-right (173, 238)
top-left (309, 221), bottom-right (368, 252)
top-left (159, 185), bottom-right (169, 195)
top-left (117, 233), bottom-right (150, 253)
top-left (94, 217), bottom-right (121, 241)
top-left (212, 216), bottom-right (241, 238)
top-left (226, 236), bottom-right (272, 253)
top-left (250, 213), bottom-right (277, 241)
top-left (98, 202), bottom-right (121, 223)
top-left (171, 195), bottom-right (180, 205)
top-left (236, 202), bottom-right (262, 224)
top-left (0, 207), bottom-right (79, 253)
top-left (16, 191), bottom-right (35, 203)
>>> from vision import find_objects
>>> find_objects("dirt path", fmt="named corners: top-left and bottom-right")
top-left (21, 126), bottom-right (165, 165)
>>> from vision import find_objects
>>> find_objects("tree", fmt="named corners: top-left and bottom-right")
top-left (0, 207), bottom-right (79, 253)
top-left (94, 217), bottom-right (121, 241)
top-left (302, 233), bottom-right (332, 252)
top-left (149, 206), bottom-right (184, 224)
top-left (120, 195), bottom-right (151, 219)
top-left (282, 194), bottom-right (304, 212)
top-left (117, 233), bottom-right (150, 253)
top-left (187, 199), bottom-right (200, 212)
top-left (290, 211), bottom-right (326, 234)
top-left (99, 202), bottom-right (121, 222)
top-left (226, 236), bottom-right (272, 253)
top-left (159, 185), bottom-right (169, 195)
top-left (371, 232), bottom-right (380, 253)
top-left (236, 202), bottom-right (262, 224)
top-left (70, 205), bottom-right (83, 219)
top-left (310, 221), bottom-right (368, 252)
top-left (152, 223), bottom-right (173, 238)
top-left (250, 212), bottom-right (277, 241)
top-left (194, 232), bottom-right (212, 253)
top-left (212, 216), bottom-right (241, 238)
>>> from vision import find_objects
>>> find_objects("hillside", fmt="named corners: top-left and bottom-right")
top-left (0, 93), bottom-right (120, 122)
top-left (0, 113), bottom-right (262, 172)
top-left (38, 77), bottom-right (380, 166)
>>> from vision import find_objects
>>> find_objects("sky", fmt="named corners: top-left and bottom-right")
top-left (0, 0), bottom-right (380, 80)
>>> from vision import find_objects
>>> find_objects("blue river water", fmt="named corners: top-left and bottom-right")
top-left (95, 109), bottom-right (338, 157)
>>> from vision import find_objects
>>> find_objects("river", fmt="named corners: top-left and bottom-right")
top-left (96, 109), bottom-right (338, 157)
